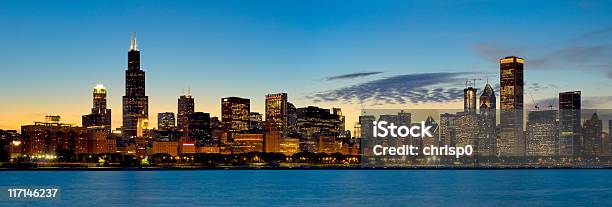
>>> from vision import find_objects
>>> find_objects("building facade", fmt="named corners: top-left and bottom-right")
top-left (499, 56), bottom-right (525, 157)
top-left (158, 112), bottom-right (176, 131)
top-left (221, 97), bottom-right (250, 141)
top-left (177, 94), bottom-right (195, 133)
top-left (122, 33), bottom-right (149, 140)
top-left (265, 93), bottom-right (288, 135)
top-left (82, 84), bottom-right (112, 131)
top-left (559, 91), bottom-right (581, 156)
top-left (526, 110), bottom-right (558, 157)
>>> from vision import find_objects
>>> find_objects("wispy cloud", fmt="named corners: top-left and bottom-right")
top-left (309, 72), bottom-right (477, 104)
top-left (526, 95), bottom-right (612, 110)
top-left (471, 26), bottom-right (612, 75)
top-left (324, 71), bottom-right (383, 81)
top-left (529, 45), bottom-right (611, 69)
top-left (570, 25), bottom-right (612, 42)
top-left (471, 43), bottom-right (524, 62)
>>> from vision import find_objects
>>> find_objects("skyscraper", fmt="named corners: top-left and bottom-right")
top-left (479, 82), bottom-right (496, 115)
top-left (439, 113), bottom-right (456, 148)
top-left (559, 91), bottom-right (581, 156)
top-left (265, 93), bottom-right (288, 135)
top-left (583, 113), bottom-right (602, 157)
top-left (177, 94), bottom-right (195, 133)
top-left (463, 82), bottom-right (477, 113)
top-left (358, 115), bottom-right (376, 139)
top-left (286, 102), bottom-right (298, 135)
top-left (455, 112), bottom-right (478, 152)
top-left (250, 112), bottom-right (264, 133)
top-left (157, 112), bottom-right (176, 131)
top-left (526, 110), bottom-right (558, 157)
top-left (333, 108), bottom-right (346, 133)
top-left (499, 56), bottom-right (524, 157)
top-left (82, 84), bottom-right (112, 131)
top-left (479, 82), bottom-right (496, 157)
top-left (122, 33), bottom-right (149, 140)
top-left (188, 112), bottom-right (212, 145)
top-left (221, 97), bottom-right (250, 141)
top-left (296, 106), bottom-right (342, 138)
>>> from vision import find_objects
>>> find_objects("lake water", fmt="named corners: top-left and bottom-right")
top-left (1, 170), bottom-right (611, 206)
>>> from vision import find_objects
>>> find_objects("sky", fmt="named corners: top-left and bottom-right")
top-left (1, 0), bottom-right (612, 131)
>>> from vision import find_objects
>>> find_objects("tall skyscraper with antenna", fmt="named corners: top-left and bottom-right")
top-left (122, 33), bottom-right (149, 139)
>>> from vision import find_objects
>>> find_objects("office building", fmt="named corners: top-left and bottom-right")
top-left (122, 33), bottom-right (149, 139)
top-left (221, 97), bottom-right (250, 140)
top-left (499, 56), bottom-right (525, 157)
top-left (583, 113), bottom-right (602, 157)
top-left (559, 91), bottom-right (581, 156)
top-left (157, 112), bottom-right (176, 131)
top-left (177, 94), bottom-right (194, 133)
top-left (82, 84), bottom-right (112, 131)
top-left (265, 93), bottom-right (288, 135)
top-left (526, 110), bottom-right (558, 157)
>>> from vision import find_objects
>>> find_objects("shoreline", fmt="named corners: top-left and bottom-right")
top-left (2, 166), bottom-right (612, 171)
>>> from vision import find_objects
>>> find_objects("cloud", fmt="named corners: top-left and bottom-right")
top-left (325, 71), bottom-right (383, 81)
top-left (526, 82), bottom-right (558, 93)
top-left (583, 96), bottom-right (612, 108)
top-left (471, 43), bottom-right (524, 62)
top-left (471, 26), bottom-right (612, 75)
top-left (571, 26), bottom-right (612, 42)
top-left (529, 45), bottom-right (611, 69)
top-left (526, 95), bottom-right (612, 110)
top-left (309, 72), bottom-right (477, 104)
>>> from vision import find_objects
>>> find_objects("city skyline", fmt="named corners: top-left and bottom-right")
top-left (1, 1), bottom-right (612, 131)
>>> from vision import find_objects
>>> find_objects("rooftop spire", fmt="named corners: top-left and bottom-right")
top-left (129, 32), bottom-right (138, 51)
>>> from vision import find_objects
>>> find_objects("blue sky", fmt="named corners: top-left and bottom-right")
top-left (1, 0), bottom-right (612, 130)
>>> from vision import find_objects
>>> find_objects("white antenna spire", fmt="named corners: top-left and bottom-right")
top-left (129, 32), bottom-right (138, 51)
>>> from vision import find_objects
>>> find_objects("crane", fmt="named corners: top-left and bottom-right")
top-left (548, 94), bottom-right (557, 110)
top-left (529, 93), bottom-right (539, 110)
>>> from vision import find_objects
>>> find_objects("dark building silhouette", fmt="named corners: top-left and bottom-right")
top-left (177, 94), bottom-right (194, 133)
top-left (559, 91), bottom-right (581, 156)
top-left (286, 102), bottom-right (298, 135)
top-left (296, 106), bottom-right (341, 152)
top-left (583, 113), bottom-right (602, 157)
top-left (188, 112), bottom-right (213, 145)
top-left (333, 108), bottom-right (346, 133)
top-left (122, 33), bottom-right (149, 139)
top-left (296, 106), bottom-right (342, 138)
top-left (82, 84), bottom-right (112, 131)
top-left (499, 56), bottom-right (524, 157)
